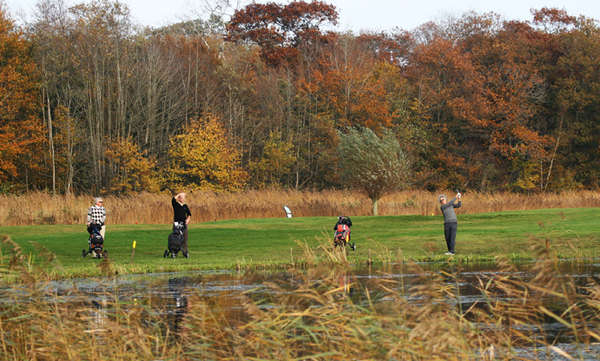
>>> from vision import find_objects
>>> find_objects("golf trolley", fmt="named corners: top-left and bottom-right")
top-left (83, 223), bottom-right (107, 259)
top-left (333, 223), bottom-right (355, 250)
top-left (164, 222), bottom-right (186, 258)
top-left (333, 216), bottom-right (355, 251)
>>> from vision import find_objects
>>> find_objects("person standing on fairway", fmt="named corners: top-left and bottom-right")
top-left (172, 192), bottom-right (192, 258)
top-left (87, 197), bottom-right (106, 239)
top-left (439, 192), bottom-right (462, 255)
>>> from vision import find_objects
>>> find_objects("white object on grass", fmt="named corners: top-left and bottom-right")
top-left (283, 206), bottom-right (293, 218)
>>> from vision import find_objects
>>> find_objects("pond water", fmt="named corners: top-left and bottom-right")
top-left (39, 261), bottom-right (600, 309)
top-left (3, 261), bottom-right (600, 359)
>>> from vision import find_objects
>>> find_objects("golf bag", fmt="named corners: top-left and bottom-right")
top-left (83, 223), bottom-right (106, 258)
top-left (333, 216), bottom-right (355, 251)
top-left (164, 222), bottom-right (185, 258)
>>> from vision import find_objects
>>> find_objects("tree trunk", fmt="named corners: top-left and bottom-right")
top-left (372, 197), bottom-right (378, 216)
top-left (66, 109), bottom-right (74, 195)
top-left (46, 92), bottom-right (56, 195)
top-left (544, 115), bottom-right (563, 191)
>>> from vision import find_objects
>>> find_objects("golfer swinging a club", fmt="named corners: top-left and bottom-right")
top-left (439, 192), bottom-right (462, 255)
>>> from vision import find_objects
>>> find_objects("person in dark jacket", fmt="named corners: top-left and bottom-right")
top-left (172, 193), bottom-right (192, 258)
top-left (439, 193), bottom-right (462, 255)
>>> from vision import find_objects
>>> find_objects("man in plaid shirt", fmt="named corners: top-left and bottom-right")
top-left (87, 197), bottom-right (106, 239)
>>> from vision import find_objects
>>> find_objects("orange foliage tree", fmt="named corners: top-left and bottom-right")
top-left (530, 8), bottom-right (600, 189)
top-left (0, 7), bottom-right (44, 190)
top-left (227, 1), bottom-right (338, 67)
top-left (405, 36), bottom-right (485, 190)
top-left (404, 14), bottom-right (556, 191)
top-left (303, 34), bottom-right (393, 129)
top-left (468, 19), bottom-right (551, 191)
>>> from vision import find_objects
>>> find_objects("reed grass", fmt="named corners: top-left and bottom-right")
top-left (1, 238), bottom-right (600, 360)
top-left (1, 189), bottom-right (599, 226)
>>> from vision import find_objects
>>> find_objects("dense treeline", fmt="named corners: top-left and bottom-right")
top-left (1, 0), bottom-right (599, 194)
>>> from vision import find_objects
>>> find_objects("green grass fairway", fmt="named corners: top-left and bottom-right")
top-left (1, 208), bottom-right (599, 278)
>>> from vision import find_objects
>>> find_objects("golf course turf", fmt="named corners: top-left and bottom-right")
top-left (1, 207), bottom-right (599, 279)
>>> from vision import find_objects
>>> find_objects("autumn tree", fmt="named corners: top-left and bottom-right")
top-left (29, 0), bottom-right (226, 193)
top-left (0, 6), bottom-right (45, 190)
top-left (53, 105), bottom-right (82, 194)
top-left (165, 114), bottom-right (248, 192)
top-left (337, 127), bottom-right (410, 215)
top-left (1, 1), bottom-right (597, 195)
top-left (225, 1), bottom-right (340, 189)
top-left (28, 0), bottom-right (137, 192)
top-left (291, 32), bottom-right (399, 190)
top-left (249, 131), bottom-right (296, 188)
top-left (226, 1), bottom-right (338, 66)
top-left (404, 36), bottom-right (484, 190)
top-left (105, 136), bottom-right (159, 194)
top-left (468, 18), bottom-right (550, 191)
top-left (307, 34), bottom-right (393, 129)
top-left (31, 0), bottom-right (74, 194)
top-left (403, 13), bottom-right (556, 192)
top-left (530, 8), bottom-right (600, 189)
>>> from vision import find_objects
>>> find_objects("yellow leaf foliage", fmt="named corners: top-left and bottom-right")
top-left (165, 114), bottom-right (247, 192)
top-left (105, 137), bottom-right (159, 193)
top-left (249, 131), bottom-right (296, 188)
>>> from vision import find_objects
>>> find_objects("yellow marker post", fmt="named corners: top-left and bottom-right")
top-left (131, 240), bottom-right (137, 261)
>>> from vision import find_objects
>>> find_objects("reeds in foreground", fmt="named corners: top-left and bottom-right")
top-left (1, 237), bottom-right (599, 360)
top-left (1, 189), bottom-right (599, 225)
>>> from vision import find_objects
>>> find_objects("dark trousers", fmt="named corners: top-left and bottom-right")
top-left (444, 222), bottom-right (457, 253)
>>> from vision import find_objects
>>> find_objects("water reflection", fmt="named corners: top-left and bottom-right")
top-left (89, 296), bottom-right (108, 334)
top-left (165, 277), bottom-right (188, 338)
top-left (4, 262), bottom-right (599, 306)
top-left (7, 261), bottom-right (599, 316)
top-left (2, 261), bottom-right (600, 359)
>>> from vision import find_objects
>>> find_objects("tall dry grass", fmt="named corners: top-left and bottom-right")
top-left (1, 236), bottom-right (600, 360)
top-left (1, 189), bottom-right (599, 225)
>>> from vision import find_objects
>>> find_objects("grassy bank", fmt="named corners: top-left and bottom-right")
top-left (1, 207), bottom-right (599, 279)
